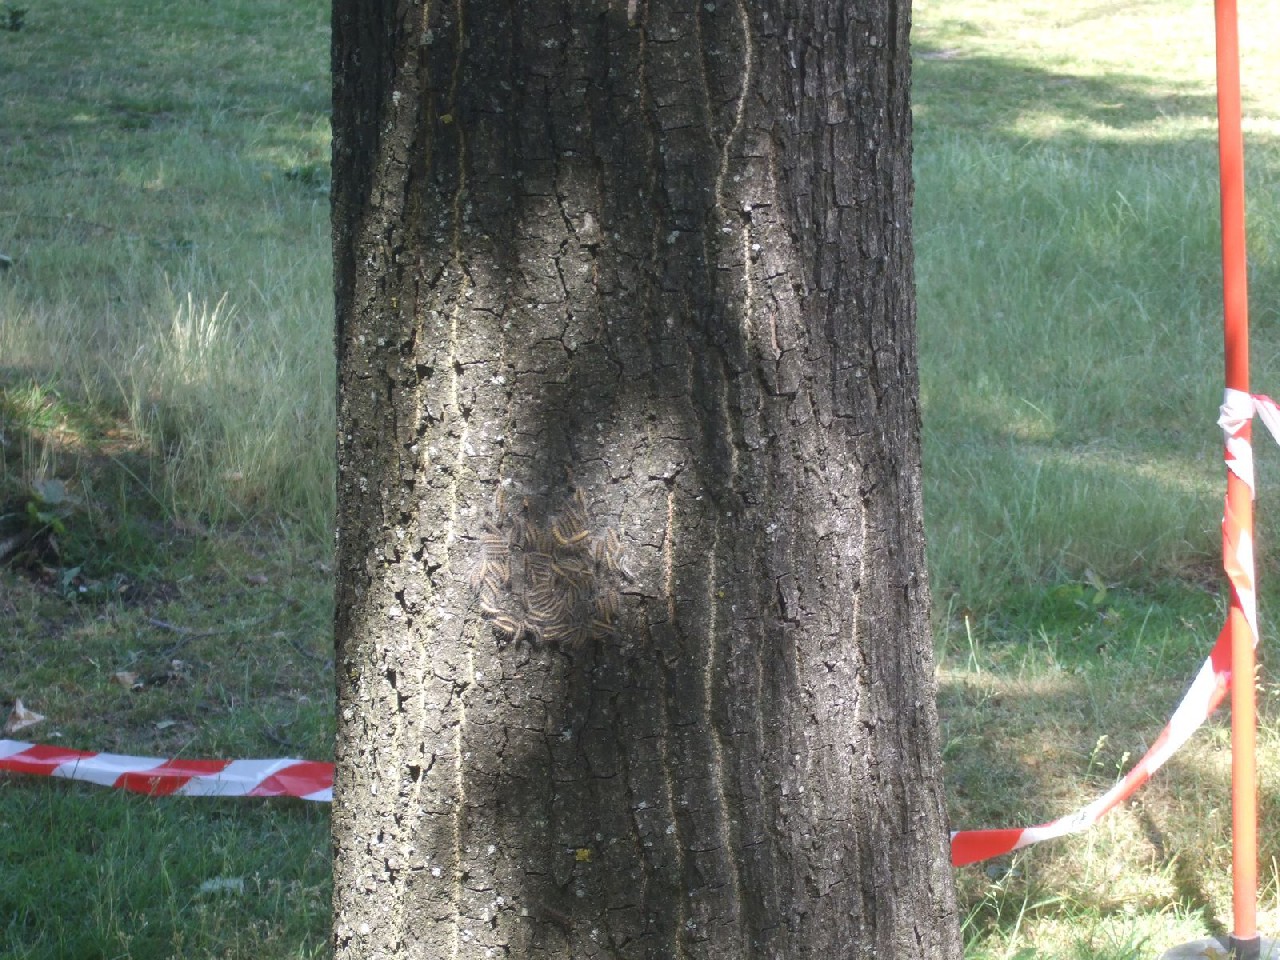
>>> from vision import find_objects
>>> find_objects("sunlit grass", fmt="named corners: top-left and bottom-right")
top-left (915, 1), bottom-right (1280, 606)
top-left (0, 2), bottom-right (334, 957)
top-left (0, 0), bottom-right (333, 542)
top-left (915, 132), bottom-right (1236, 601)
top-left (916, 0), bottom-right (1280, 956)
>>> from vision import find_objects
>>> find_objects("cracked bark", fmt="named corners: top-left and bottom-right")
top-left (331, 1), bottom-right (961, 958)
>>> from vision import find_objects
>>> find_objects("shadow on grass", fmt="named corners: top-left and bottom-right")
top-left (1134, 804), bottom-right (1229, 943)
top-left (0, 365), bottom-right (337, 952)
top-left (914, 41), bottom-right (1224, 144)
top-left (912, 30), bottom-right (1280, 609)
top-left (0, 369), bottom-right (164, 576)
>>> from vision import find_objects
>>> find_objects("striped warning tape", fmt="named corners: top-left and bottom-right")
top-left (950, 622), bottom-right (1231, 865)
top-left (951, 390), bottom-right (1279, 866)
top-left (2, 394), bottom-right (1275, 863)
top-left (0, 740), bottom-right (332, 801)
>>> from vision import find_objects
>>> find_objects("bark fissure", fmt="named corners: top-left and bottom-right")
top-left (655, 656), bottom-right (692, 960)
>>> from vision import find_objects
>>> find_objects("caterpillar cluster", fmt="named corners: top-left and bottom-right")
top-left (470, 490), bottom-right (624, 649)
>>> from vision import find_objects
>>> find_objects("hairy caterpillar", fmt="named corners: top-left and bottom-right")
top-left (469, 487), bottom-right (627, 650)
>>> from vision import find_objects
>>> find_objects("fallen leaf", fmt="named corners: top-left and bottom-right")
top-left (197, 876), bottom-right (246, 896)
top-left (112, 671), bottom-right (140, 689)
top-left (4, 699), bottom-right (46, 734)
top-left (32, 477), bottom-right (69, 506)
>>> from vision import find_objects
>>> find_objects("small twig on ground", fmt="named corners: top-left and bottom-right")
top-left (147, 617), bottom-right (220, 638)
top-left (147, 617), bottom-right (220, 659)
top-left (147, 609), bottom-right (280, 659)
top-left (263, 725), bottom-right (300, 752)
top-left (284, 633), bottom-right (330, 666)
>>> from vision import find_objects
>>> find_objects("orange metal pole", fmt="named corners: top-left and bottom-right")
top-left (1214, 0), bottom-right (1258, 954)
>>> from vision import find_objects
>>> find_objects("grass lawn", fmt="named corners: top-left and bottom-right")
top-left (0, 1), bottom-right (334, 956)
top-left (1, 0), bottom-right (1279, 957)
top-left (916, 0), bottom-right (1280, 955)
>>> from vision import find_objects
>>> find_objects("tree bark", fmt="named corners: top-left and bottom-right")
top-left (331, 1), bottom-right (960, 958)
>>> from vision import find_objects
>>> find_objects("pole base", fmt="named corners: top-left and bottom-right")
top-left (1160, 937), bottom-right (1280, 959)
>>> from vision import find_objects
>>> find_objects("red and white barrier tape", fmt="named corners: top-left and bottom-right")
top-left (4, 397), bottom-right (1276, 862)
top-left (951, 390), bottom-right (1280, 866)
top-left (0, 740), bottom-right (332, 802)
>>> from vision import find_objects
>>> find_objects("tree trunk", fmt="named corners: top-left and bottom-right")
top-left (331, 1), bottom-right (960, 958)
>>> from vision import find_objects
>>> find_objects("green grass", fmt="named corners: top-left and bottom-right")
top-left (3, 0), bottom-right (1280, 957)
top-left (0, 504), bottom-right (334, 958)
top-left (0, 0), bottom-right (334, 541)
top-left (0, 786), bottom-right (329, 959)
top-left (915, 0), bottom-right (1280, 955)
top-left (917, 138), bottom-right (1227, 598)
top-left (0, 1), bottom-right (335, 956)
top-left (915, 1), bottom-right (1280, 603)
